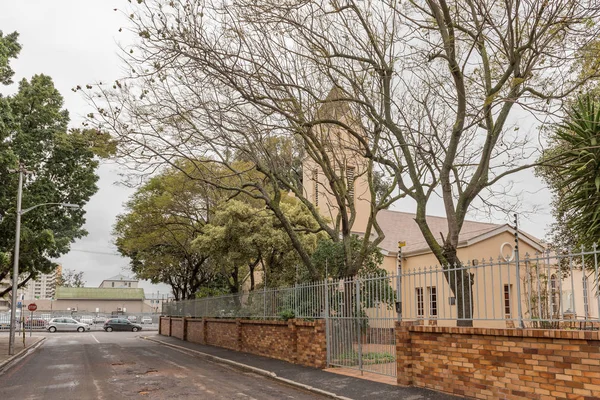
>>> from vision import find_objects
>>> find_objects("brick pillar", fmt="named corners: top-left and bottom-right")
top-left (288, 319), bottom-right (298, 364)
top-left (396, 321), bottom-right (416, 386)
top-left (168, 317), bottom-right (172, 336)
top-left (158, 317), bottom-right (163, 335)
top-left (315, 319), bottom-right (327, 369)
top-left (202, 318), bottom-right (208, 345)
top-left (236, 319), bottom-right (243, 351)
top-left (182, 317), bottom-right (188, 341)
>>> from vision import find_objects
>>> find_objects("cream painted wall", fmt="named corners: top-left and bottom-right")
top-left (380, 231), bottom-right (600, 328)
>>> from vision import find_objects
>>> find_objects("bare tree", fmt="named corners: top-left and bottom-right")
top-left (56, 269), bottom-right (85, 288)
top-left (82, 6), bottom-right (400, 280)
top-left (82, 0), bottom-right (600, 324)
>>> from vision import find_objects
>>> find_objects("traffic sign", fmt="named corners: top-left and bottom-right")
top-left (27, 303), bottom-right (37, 312)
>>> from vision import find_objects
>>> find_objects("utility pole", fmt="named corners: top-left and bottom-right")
top-left (8, 165), bottom-right (25, 356)
top-left (7, 164), bottom-right (78, 355)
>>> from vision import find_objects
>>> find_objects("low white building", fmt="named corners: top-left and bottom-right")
top-left (144, 292), bottom-right (174, 313)
top-left (99, 274), bottom-right (138, 289)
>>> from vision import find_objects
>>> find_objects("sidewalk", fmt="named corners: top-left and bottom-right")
top-left (143, 335), bottom-right (462, 400)
top-left (0, 335), bottom-right (45, 373)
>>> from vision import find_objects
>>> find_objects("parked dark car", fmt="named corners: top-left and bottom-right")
top-left (103, 318), bottom-right (142, 332)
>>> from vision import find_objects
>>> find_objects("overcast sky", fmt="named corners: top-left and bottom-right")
top-left (0, 2), bottom-right (554, 294)
top-left (0, 1), bottom-right (170, 295)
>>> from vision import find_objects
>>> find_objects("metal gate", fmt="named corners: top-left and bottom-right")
top-left (325, 275), bottom-right (397, 377)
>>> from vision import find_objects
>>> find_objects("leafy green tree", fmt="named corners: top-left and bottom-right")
top-left (193, 196), bottom-right (323, 293)
top-left (309, 235), bottom-right (384, 280)
top-left (114, 161), bottom-right (226, 300)
top-left (0, 34), bottom-right (111, 296)
top-left (0, 31), bottom-right (21, 85)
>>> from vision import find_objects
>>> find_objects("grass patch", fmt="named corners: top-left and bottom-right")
top-left (335, 351), bottom-right (395, 365)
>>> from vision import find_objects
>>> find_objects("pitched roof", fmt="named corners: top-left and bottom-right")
top-left (316, 86), bottom-right (352, 120)
top-left (56, 287), bottom-right (144, 300)
top-left (375, 210), bottom-right (506, 254)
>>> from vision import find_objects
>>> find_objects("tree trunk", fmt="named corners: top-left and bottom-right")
top-left (442, 245), bottom-right (474, 327)
top-left (0, 273), bottom-right (33, 297)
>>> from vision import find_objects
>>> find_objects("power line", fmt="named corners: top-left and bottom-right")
top-left (69, 248), bottom-right (122, 256)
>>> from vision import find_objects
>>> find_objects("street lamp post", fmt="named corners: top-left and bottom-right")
top-left (7, 164), bottom-right (80, 355)
top-left (8, 166), bottom-right (24, 356)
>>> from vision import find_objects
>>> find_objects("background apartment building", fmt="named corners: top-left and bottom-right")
top-left (18, 265), bottom-right (62, 300)
top-left (0, 265), bottom-right (62, 310)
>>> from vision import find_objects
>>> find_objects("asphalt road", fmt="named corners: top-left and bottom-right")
top-left (0, 322), bottom-right (160, 333)
top-left (0, 332), bottom-right (326, 399)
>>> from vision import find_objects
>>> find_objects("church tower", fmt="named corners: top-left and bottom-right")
top-left (301, 87), bottom-right (371, 234)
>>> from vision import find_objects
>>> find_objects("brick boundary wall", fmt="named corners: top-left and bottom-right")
top-left (170, 317), bottom-right (184, 340)
top-left (159, 316), bottom-right (171, 336)
top-left (159, 317), bottom-right (326, 369)
top-left (206, 319), bottom-right (239, 350)
top-left (396, 322), bottom-right (600, 400)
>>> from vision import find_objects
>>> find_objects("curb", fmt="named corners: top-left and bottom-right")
top-left (0, 337), bottom-right (46, 375)
top-left (142, 336), bottom-right (353, 400)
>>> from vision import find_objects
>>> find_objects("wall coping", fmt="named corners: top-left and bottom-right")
top-left (170, 317), bottom-right (183, 321)
top-left (241, 319), bottom-right (288, 326)
top-left (186, 318), bottom-right (319, 326)
top-left (406, 325), bottom-right (600, 340)
top-left (293, 320), bottom-right (320, 327)
top-left (203, 318), bottom-right (237, 324)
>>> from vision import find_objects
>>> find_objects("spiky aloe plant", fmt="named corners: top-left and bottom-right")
top-left (554, 95), bottom-right (600, 249)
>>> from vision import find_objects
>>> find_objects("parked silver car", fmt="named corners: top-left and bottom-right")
top-left (47, 317), bottom-right (91, 333)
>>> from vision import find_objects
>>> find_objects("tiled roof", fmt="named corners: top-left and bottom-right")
top-left (375, 210), bottom-right (503, 254)
top-left (56, 287), bottom-right (144, 300)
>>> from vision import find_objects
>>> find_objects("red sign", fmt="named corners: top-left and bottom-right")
top-left (27, 303), bottom-right (37, 312)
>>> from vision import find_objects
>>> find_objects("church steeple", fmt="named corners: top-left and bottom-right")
top-left (301, 85), bottom-right (372, 234)
top-left (317, 86), bottom-right (352, 120)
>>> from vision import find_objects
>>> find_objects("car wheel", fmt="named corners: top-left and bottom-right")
top-left (77, 327), bottom-right (84, 332)
top-left (132, 327), bottom-right (139, 332)
top-left (106, 326), bottom-right (113, 332)
top-left (48, 326), bottom-right (57, 333)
